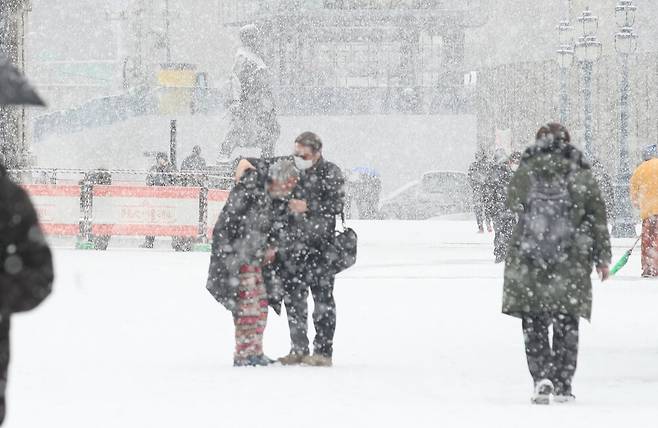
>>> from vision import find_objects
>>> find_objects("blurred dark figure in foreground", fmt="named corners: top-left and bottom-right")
top-left (0, 55), bottom-right (51, 425)
top-left (345, 167), bottom-right (381, 219)
top-left (206, 159), bottom-right (299, 366)
top-left (630, 144), bottom-right (658, 278)
top-left (468, 150), bottom-right (493, 233)
top-left (141, 153), bottom-right (177, 249)
top-left (0, 164), bottom-right (54, 424)
top-left (485, 150), bottom-right (522, 263)
top-left (502, 123), bottom-right (610, 405)
top-left (219, 24), bottom-right (280, 161)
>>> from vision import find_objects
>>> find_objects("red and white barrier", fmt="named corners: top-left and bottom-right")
top-left (23, 185), bottom-right (81, 236)
top-left (92, 186), bottom-right (229, 237)
top-left (22, 184), bottom-right (230, 239)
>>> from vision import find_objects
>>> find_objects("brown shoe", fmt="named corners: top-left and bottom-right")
top-left (302, 354), bottom-right (333, 367)
top-left (278, 352), bottom-right (307, 366)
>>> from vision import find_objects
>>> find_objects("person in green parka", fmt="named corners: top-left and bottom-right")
top-left (502, 123), bottom-right (611, 405)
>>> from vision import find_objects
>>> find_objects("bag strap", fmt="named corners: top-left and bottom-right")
top-left (340, 211), bottom-right (347, 231)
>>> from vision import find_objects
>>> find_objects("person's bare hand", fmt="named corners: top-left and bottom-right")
top-left (597, 265), bottom-right (610, 282)
top-left (235, 159), bottom-right (255, 182)
top-left (289, 199), bottom-right (308, 214)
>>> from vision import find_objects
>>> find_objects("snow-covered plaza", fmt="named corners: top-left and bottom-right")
top-left (7, 220), bottom-right (658, 427)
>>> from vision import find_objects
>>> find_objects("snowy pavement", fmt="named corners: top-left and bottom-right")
top-left (7, 221), bottom-right (658, 427)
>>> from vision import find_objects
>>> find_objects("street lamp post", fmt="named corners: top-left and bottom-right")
top-left (612, 0), bottom-right (639, 238)
top-left (574, 8), bottom-right (602, 159)
top-left (557, 19), bottom-right (574, 124)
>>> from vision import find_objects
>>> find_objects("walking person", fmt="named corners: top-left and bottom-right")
top-left (140, 153), bottom-right (177, 249)
top-left (630, 144), bottom-right (658, 278)
top-left (502, 123), bottom-right (611, 404)
top-left (468, 150), bottom-right (493, 233)
top-left (206, 159), bottom-right (299, 366)
top-left (235, 132), bottom-right (346, 367)
top-left (485, 150), bottom-right (522, 263)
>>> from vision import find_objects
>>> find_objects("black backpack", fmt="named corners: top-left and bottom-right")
top-left (519, 172), bottom-right (574, 268)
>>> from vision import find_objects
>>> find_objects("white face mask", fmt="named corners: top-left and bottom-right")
top-left (293, 156), bottom-right (313, 171)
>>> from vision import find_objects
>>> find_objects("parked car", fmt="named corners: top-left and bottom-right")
top-left (378, 170), bottom-right (472, 220)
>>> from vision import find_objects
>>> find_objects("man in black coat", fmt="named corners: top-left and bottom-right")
top-left (236, 131), bottom-right (346, 367)
top-left (0, 165), bottom-right (54, 424)
top-left (206, 159), bottom-right (299, 366)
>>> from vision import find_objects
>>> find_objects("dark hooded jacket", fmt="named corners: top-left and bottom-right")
top-left (206, 169), bottom-right (281, 313)
top-left (502, 142), bottom-right (611, 320)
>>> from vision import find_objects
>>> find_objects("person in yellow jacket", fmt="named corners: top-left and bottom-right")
top-left (630, 145), bottom-right (658, 277)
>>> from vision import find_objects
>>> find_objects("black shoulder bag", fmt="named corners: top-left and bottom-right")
top-left (326, 212), bottom-right (358, 275)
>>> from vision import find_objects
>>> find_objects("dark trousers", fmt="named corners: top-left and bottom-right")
top-left (522, 313), bottom-right (579, 395)
top-left (0, 317), bottom-right (10, 425)
top-left (283, 268), bottom-right (336, 357)
top-left (493, 215), bottom-right (516, 261)
top-left (473, 192), bottom-right (490, 229)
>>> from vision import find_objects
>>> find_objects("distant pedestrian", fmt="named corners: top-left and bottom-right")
top-left (591, 159), bottom-right (614, 217)
top-left (468, 150), bottom-right (493, 233)
top-left (502, 123), bottom-right (611, 405)
top-left (141, 153), bottom-right (176, 249)
top-left (630, 144), bottom-right (658, 278)
top-left (180, 145), bottom-right (207, 186)
top-left (485, 150), bottom-right (521, 263)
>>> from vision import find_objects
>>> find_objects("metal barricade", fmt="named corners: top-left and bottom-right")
top-left (9, 168), bottom-right (233, 251)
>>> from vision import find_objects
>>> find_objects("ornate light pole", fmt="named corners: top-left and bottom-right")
top-left (556, 19), bottom-right (574, 124)
top-left (574, 8), bottom-right (602, 158)
top-left (612, 0), bottom-right (639, 238)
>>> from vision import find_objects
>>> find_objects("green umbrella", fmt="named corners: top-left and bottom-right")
top-left (611, 236), bottom-right (641, 276)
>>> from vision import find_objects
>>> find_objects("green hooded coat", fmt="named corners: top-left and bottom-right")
top-left (502, 143), bottom-right (612, 320)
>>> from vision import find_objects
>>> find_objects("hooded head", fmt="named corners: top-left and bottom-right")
top-left (239, 24), bottom-right (263, 52)
top-left (642, 144), bottom-right (658, 161)
top-left (535, 122), bottom-right (570, 150)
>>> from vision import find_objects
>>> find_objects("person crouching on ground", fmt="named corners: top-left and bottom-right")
top-left (206, 159), bottom-right (299, 366)
top-left (502, 123), bottom-right (611, 404)
top-left (630, 144), bottom-right (658, 278)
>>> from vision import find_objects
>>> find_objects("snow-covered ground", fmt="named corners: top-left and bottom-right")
top-left (7, 221), bottom-right (658, 427)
